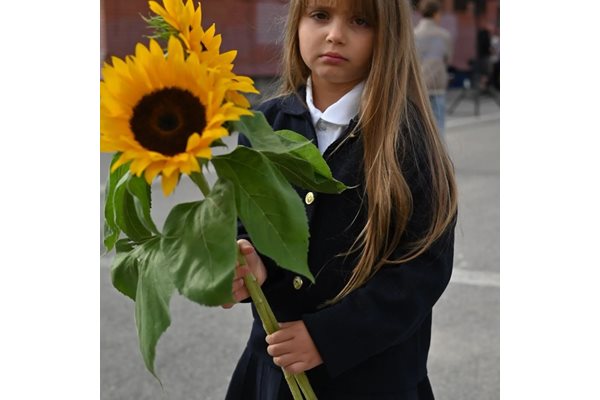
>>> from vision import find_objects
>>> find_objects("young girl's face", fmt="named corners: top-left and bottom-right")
top-left (298, 0), bottom-right (375, 90)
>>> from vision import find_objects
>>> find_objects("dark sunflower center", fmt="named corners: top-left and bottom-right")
top-left (130, 87), bottom-right (206, 156)
top-left (158, 114), bottom-right (179, 131)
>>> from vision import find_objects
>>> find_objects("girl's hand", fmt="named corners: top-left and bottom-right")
top-left (266, 321), bottom-right (323, 374)
top-left (222, 239), bottom-right (267, 309)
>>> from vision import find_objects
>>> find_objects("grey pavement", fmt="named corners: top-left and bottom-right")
top-left (100, 89), bottom-right (500, 400)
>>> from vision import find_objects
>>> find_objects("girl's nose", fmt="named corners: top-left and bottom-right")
top-left (325, 19), bottom-right (345, 44)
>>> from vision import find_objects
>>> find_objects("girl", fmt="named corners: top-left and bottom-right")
top-left (224, 0), bottom-right (457, 398)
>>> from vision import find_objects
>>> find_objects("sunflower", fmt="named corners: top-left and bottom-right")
top-left (148, 0), bottom-right (236, 70)
top-left (148, 0), bottom-right (252, 108)
top-left (100, 37), bottom-right (257, 196)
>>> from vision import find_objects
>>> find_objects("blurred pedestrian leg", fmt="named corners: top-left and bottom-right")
top-left (429, 94), bottom-right (446, 136)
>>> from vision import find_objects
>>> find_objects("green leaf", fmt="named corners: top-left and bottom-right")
top-left (142, 13), bottom-right (178, 42)
top-left (113, 172), bottom-right (154, 243)
top-left (110, 239), bottom-right (139, 301)
top-left (126, 175), bottom-right (159, 235)
top-left (103, 154), bottom-right (129, 251)
top-left (109, 235), bottom-right (174, 379)
top-left (232, 112), bottom-right (346, 194)
top-left (132, 236), bottom-right (175, 379)
top-left (231, 112), bottom-right (309, 154)
top-left (161, 179), bottom-right (238, 306)
top-left (212, 147), bottom-right (314, 282)
top-left (265, 129), bottom-right (346, 193)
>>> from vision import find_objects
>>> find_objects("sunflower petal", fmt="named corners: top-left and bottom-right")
top-left (130, 156), bottom-right (154, 176)
top-left (162, 162), bottom-right (179, 178)
top-left (218, 50), bottom-right (237, 65)
top-left (179, 154), bottom-right (201, 175)
top-left (161, 172), bottom-right (180, 196)
top-left (195, 147), bottom-right (212, 160)
top-left (144, 162), bottom-right (166, 184)
top-left (110, 152), bottom-right (134, 172)
top-left (188, 132), bottom-right (210, 152)
top-left (226, 91), bottom-right (251, 108)
top-left (167, 36), bottom-right (185, 63)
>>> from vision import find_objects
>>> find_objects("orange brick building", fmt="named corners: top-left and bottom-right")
top-left (101, 0), bottom-right (499, 78)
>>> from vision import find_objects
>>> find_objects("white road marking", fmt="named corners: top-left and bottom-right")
top-left (446, 112), bottom-right (500, 129)
top-left (451, 268), bottom-right (500, 288)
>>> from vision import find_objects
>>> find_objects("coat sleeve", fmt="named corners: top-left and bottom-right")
top-left (302, 105), bottom-right (456, 377)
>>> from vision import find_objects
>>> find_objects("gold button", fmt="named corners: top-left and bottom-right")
top-left (293, 276), bottom-right (303, 290)
top-left (305, 192), bottom-right (315, 205)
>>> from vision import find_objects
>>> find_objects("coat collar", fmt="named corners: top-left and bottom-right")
top-left (280, 86), bottom-right (311, 116)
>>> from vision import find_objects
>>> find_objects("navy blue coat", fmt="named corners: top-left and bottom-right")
top-left (226, 88), bottom-right (455, 400)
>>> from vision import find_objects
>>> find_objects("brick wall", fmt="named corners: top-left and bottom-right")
top-left (100, 0), bottom-right (286, 77)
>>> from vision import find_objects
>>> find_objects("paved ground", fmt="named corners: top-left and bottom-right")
top-left (100, 90), bottom-right (500, 400)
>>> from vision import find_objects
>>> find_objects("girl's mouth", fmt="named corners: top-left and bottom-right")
top-left (320, 52), bottom-right (347, 64)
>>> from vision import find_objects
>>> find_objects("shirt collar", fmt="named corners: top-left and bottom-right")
top-left (306, 77), bottom-right (364, 126)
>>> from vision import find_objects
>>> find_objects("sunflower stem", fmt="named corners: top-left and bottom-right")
top-left (285, 371), bottom-right (304, 400)
top-left (295, 373), bottom-right (318, 400)
top-left (238, 248), bottom-right (316, 399)
top-left (190, 171), bottom-right (211, 197)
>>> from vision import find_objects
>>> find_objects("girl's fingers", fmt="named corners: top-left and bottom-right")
top-left (266, 341), bottom-right (294, 357)
top-left (234, 265), bottom-right (250, 280)
top-left (266, 327), bottom-right (296, 344)
top-left (272, 353), bottom-right (297, 369)
top-left (237, 239), bottom-right (255, 256)
top-left (232, 288), bottom-right (248, 302)
top-left (283, 361), bottom-right (307, 375)
top-left (232, 277), bottom-right (244, 292)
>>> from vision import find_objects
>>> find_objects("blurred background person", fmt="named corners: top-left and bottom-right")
top-left (414, 0), bottom-right (453, 137)
top-left (490, 24), bottom-right (500, 92)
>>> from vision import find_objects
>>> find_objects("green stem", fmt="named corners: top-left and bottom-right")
top-left (238, 250), bottom-right (317, 399)
top-left (189, 171), bottom-right (211, 197)
top-left (285, 371), bottom-right (304, 399)
top-left (295, 373), bottom-right (318, 400)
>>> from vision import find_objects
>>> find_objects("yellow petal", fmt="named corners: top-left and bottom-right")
top-left (226, 91), bottom-right (251, 108)
top-left (201, 128), bottom-right (228, 141)
top-left (162, 162), bottom-right (179, 178)
top-left (110, 152), bottom-right (134, 172)
top-left (185, 133), bottom-right (202, 151)
top-left (130, 156), bottom-right (154, 176)
top-left (218, 50), bottom-right (237, 65)
top-left (167, 36), bottom-right (185, 64)
top-left (195, 147), bottom-right (212, 160)
top-left (161, 171), bottom-right (180, 196)
top-left (179, 154), bottom-right (201, 175)
top-left (144, 161), bottom-right (166, 184)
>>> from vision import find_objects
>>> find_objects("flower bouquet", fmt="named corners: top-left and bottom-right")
top-left (100, 1), bottom-right (345, 398)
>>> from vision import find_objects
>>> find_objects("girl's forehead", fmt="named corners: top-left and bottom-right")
top-left (305, 0), bottom-right (342, 6)
top-left (304, 0), bottom-right (375, 15)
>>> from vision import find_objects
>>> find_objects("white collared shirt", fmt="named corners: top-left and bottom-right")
top-left (306, 77), bottom-right (364, 154)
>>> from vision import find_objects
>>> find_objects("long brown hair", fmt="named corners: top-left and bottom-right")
top-left (278, 0), bottom-right (457, 302)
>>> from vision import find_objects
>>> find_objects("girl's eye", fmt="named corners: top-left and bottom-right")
top-left (353, 17), bottom-right (369, 27)
top-left (310, 11), bottom-right (328, 21)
